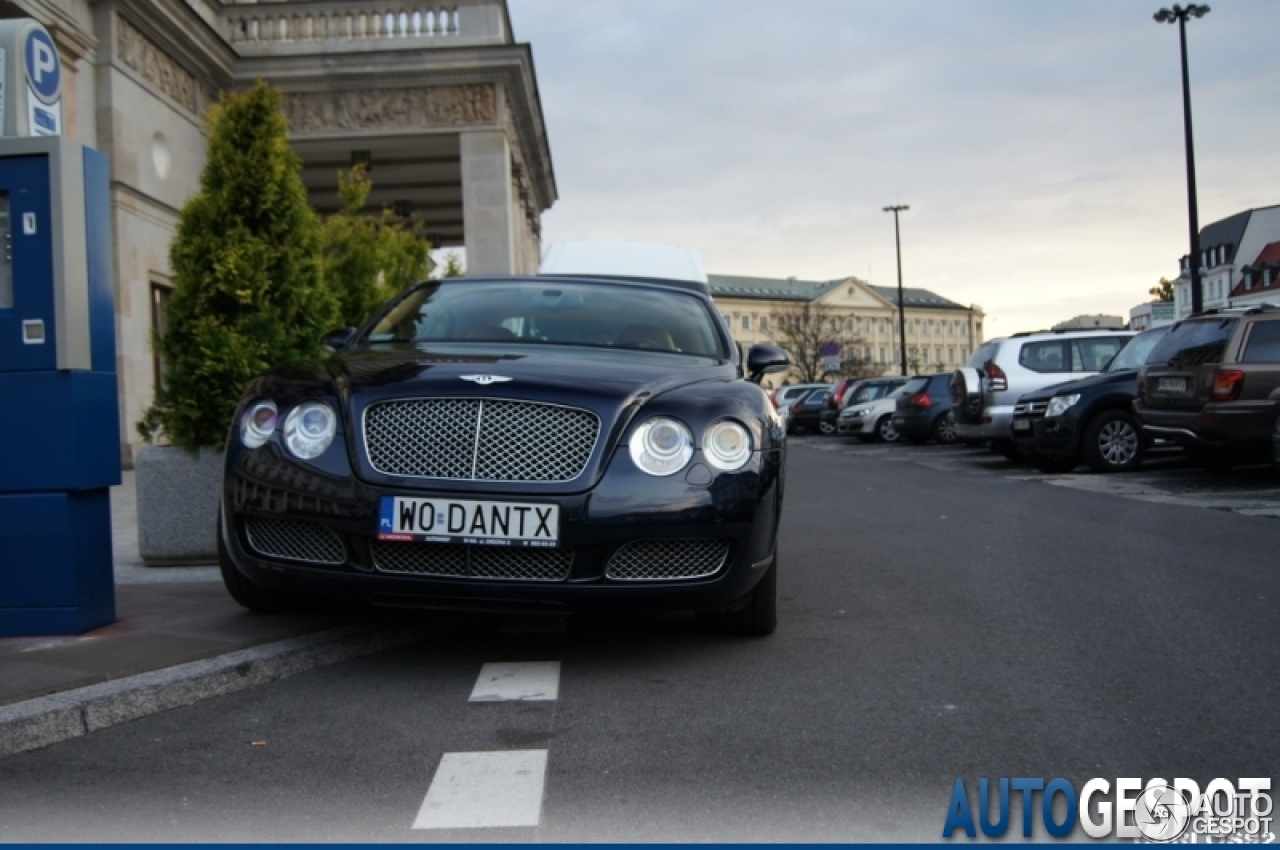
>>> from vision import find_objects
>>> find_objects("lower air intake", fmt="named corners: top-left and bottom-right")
top-left (605, 539), bottom-right (730, 581)
top-left (245, 517), bottom-right (346, 565)
top-left (371, 542), bottom-right (573, 582)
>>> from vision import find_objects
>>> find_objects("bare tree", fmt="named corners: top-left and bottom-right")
top-left (769, 301), bottom-right (880, 384)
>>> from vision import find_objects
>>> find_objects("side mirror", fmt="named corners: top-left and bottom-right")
top-left (746, 343), bottom-right (790, 385)
top-left (322, 326), bottom-right (357, 353)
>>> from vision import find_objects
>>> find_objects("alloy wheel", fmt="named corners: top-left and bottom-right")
top-left (1097, 419), bottom-right (1139, 467)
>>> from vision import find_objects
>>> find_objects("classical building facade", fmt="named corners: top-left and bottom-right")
top-left (3, 0), bottom-right (556, 463)
top-left (709, 274), bottom-right (985, 388)
top-left (1171, 204), bottom-right (1280, 319)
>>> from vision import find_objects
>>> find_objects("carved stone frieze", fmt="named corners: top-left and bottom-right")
top-left (283, 84), bottom-right (496, 134)
top-left (116, 16), bottom-right (198, 113)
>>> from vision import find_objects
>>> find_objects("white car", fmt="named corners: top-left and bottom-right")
top-left (837, 383), bottom-right (912, 442)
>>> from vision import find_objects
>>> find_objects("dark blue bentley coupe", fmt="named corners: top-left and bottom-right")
top-left (218, 274), bottom-right (790, 635)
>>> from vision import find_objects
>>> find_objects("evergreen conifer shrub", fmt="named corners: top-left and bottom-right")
top-left (140, 81), bottom-right (337, 450)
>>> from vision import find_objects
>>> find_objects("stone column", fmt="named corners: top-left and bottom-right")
top-left (461, 131), bottom-right (515, 276)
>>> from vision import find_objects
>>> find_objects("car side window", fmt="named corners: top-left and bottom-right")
top-left (1072, 337), bottom-right (1128, 372)
top-left (1019, 341), bottom-right (1067, 373)
top-left (1241, 320), bottom-right (1280, 363)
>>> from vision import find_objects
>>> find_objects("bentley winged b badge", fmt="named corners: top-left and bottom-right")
top-left (459, 374), bottom-right (513, 386)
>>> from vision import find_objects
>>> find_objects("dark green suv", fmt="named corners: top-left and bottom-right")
top-left (1135, 307), bottom-right (1280, 467)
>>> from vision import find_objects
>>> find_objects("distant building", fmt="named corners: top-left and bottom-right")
top-left (1129, 301), bottom-right (1177, 331)
top-left (1171, 204), bottom-right (1280, 318)
top-left (1229, 241), bottom-right (1280, 308)
top-left (1052, 314), bottom-right (1126, 331)
top-left (707, 274), bottom-right (985, 387)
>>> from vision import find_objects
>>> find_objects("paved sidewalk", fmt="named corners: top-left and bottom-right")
top-left (0, 472), bottom-right (415, 756)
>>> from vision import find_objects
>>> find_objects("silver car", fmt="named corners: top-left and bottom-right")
top-left (949, 329), bottom-right (1134, 455)
top-left (837, 379), bottom-right (911, 442)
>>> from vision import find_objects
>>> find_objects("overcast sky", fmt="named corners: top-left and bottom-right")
top-left (505, 1), bottom-right (1280, 335)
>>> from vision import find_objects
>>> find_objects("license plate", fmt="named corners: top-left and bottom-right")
top-left (893, 417), bottom-right (905, 425)
top-left (378, 497), bottom-right (559, 547)
top-left (1012, 419), bottom-right (1031, 431)
top-left (1157, 377), bottom-right (1187, 393)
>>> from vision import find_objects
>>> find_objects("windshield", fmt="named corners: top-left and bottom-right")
top-left (850, 384), bottom-right (892, 404)
top-left (1105, 326), bottom-right (1171, 373)
top-left (1145, 317), bottom-right (1237, 367)
top-left (899, 377), bottom-right (929, 394)
top-left (965, 340), bottom-right (1000, 369)
top-left (360, 280), bottom-right (729, 359)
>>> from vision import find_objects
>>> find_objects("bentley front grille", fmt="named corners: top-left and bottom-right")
top-left (363, 399), bottom-right (599, 482)
top-left (371, 541), bottom-right (574, 582)
top-left (605, 539), bottom-right (730, 581)
top-left (245, 517), bottom-right (346, 565)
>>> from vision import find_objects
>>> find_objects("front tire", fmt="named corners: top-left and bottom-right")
top-left (876, 415), bottom-right (900, 443)
top-left (1082, 410), bottom-right (1144, 473)
top-left (218, 511), bottom-right (297, 613)
top-left (818, 419), bottom-right (837, 436)
top-left (697, 561), bottom-right (777, 637)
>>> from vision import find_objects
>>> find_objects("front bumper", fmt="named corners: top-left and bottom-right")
top-left (221, 442), bottom-right (782, 615)
top-left (954, 404), bottom-right (1014, 442)
top-left (1010, 413), bottom-right (1080, 458)
top-left (836, 412), bottom-right (878, 435)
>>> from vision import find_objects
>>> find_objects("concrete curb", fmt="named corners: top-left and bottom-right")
top-left (0, 625), bottom-right (423, 758)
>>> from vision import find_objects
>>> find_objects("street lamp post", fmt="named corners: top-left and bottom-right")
top-left (1154, 4), bottom-right (1210, 315)
top-left (884, 205), bottom-right (909, 374)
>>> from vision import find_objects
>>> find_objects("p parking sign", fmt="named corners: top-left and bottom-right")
top-left (24, 28), bottom-right (59, 102)
top-left (0, 19), bottom-right (62, 137)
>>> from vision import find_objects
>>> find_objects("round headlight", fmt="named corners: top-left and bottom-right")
top-left (629, 417), bottom-right (694, 476)
top-left (240, 400), bottom-right (278, 449)
top-left (703, 420), bottom-right (752, 471)
top-left (283, 402), bottom-right (337, 460)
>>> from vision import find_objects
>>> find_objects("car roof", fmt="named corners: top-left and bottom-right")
top-left (457, 272), bottom-right (713, 297)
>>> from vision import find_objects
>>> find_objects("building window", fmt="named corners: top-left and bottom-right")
top-left (151, 281), bottom-right (173, 396)
top-left (759, 315), bottom-right (769, 332)
top-left (741, 315), bottom-right (750, 331)
top-left (879, 347), bottom-right (886, 364)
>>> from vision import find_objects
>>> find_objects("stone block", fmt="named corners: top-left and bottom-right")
top-left (135, 445), bottom-right (221, 565)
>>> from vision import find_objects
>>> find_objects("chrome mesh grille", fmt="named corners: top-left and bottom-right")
top-left (245, 517), bottom-right (346, 565)
top-left (371, 542), bottom-right (573, 581)
top-left (606, 539), bottom-right (730, 581)
top-left (364, 398), bottom-right (598, 482)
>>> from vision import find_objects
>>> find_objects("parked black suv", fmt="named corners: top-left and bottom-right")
top-left (1010, 326), bottom-right (1170, 473)
top-left (1135, 306), bottom-right (1280, 468)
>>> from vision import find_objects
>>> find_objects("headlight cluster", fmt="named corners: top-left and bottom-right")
top-left (239, 399), bottom-right (337, 460)
top-left (629, 417), bottom-right (753, 476)
top-left (1044, 394), bottom-right (1082, 418)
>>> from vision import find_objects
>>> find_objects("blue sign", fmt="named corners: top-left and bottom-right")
top-left (25, 29), bottom-right (60, 102)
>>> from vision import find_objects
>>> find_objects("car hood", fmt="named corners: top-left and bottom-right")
top-left (316, 344), bottom-right (734, 405)
top-left (1018, 368), bottom-right (1134, 402)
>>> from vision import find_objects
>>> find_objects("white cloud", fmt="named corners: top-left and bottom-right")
top-left (510, 0), bottom-right (1280, 333)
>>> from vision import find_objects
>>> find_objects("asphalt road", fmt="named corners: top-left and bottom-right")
top-left (1, 441), bottom-right (1277, 842)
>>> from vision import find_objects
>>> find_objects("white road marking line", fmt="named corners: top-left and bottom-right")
top-left (413, 749), bottom-right (548, 829)
top-left (469, 661), bottom-right (560, 702)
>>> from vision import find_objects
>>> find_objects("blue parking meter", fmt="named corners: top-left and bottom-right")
top-left (0, 24), bottom-right (120, 636)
